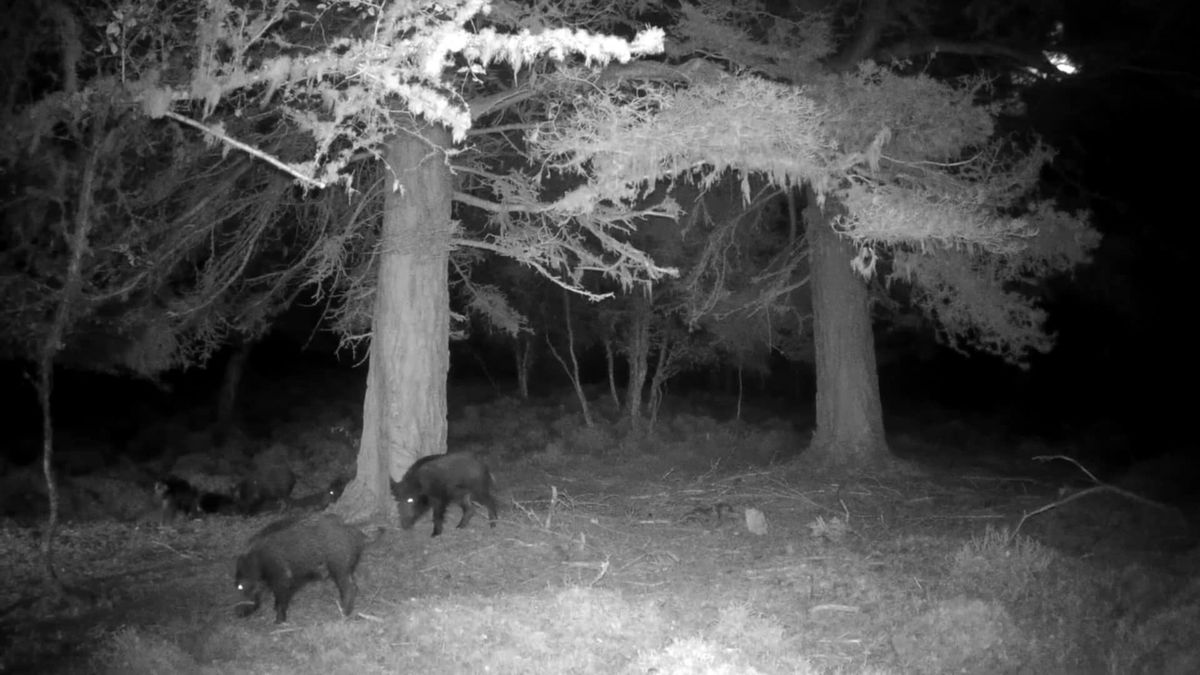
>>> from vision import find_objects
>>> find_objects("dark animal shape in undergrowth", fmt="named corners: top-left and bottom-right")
top-left (234, 464), bottom-right (296, 515)
top-left (154, 476), bottom-right (199, 523)
top-left (390, 452), bottom-right (498, 537)
top-left (233, 513), bottom-right (366, 623)
top-left (197, 491), bottom-right (238, 515)
top-left (328, 475), bottom-right (348, 502)
top-left (288, 476), bottom-right (350, 511)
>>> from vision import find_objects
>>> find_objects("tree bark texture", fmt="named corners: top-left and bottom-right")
top-left (546, 290), bottom-right (594, 426)
top-left (36, 124), bottom-right (112, 595)
top-left (514, 336), bottom-right (532, 400)
top-left (647, 330), bottom-right (677, 428)
top-left (213, 336), bottom-right (253, 446)
top-left (794, 0), bottom-right (893, 467)
top-left (340, 125), bottom-right (453, 522)
top-left (604, 339), bottom-right (620, 410)
top-left (805, 197), bottom-right (888, 464)
top-left (623, 294), bottom-right (651, 430)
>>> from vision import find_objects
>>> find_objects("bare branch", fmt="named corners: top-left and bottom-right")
top-left (876, 38), bottom-right (1058, 75)
top-left (469, 85), bottom-right (540, 121)
top-left (454, 238), bottom-right (613, 301)
top-left (467, 122), bottom-right (539, 137)
top-left (163, 111), bottom-right (326, 189)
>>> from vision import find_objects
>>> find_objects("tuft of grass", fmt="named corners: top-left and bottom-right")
top-left (807, 515), bottom-right (849, 542)
top-left (948, 525), bottom-right (1055, 603)
top-left (945, 525), bottom-right (1137, 672)
top-left (710, 603), bottom-right (788, 655)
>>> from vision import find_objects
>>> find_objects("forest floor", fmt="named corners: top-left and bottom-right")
top-left (2, 370), bottom-right (1199, 674)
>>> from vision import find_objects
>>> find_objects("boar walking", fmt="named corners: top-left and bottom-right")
top-left (234, 513), bottom-right (366, 623)
top-left (390, 452), bottom-right (498, 537)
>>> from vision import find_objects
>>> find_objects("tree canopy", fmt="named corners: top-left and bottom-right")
top-left (528, 1), bottom-right (1098, 368)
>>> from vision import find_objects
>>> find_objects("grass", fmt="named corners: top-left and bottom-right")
top-left (1, 380), bottom-right (1196, 674)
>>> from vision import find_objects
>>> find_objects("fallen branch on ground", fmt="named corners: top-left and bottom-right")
top-left (1013, 455), bottom-right (1175, 537)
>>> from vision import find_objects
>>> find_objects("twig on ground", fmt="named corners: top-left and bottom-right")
top-left (696, 458), bottom-right (723, 482)
top-left (546, 485), bottom-right (557, 529)
top-left (589, 558), bottom-right (609, 586)
top-left (810, 604), bottom-right (860, 614)
top-left (716, 471), bottom-right (772, 483)
top-left (617, 550), bottom-right (679, 573)
top-left (509, 497), bottom-right (542, 525)
top-left (564, 557), bottom-right (610, 586)
top-left (151, 540), bottom-right (198, 560)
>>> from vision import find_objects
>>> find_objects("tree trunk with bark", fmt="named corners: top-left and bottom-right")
top-left (623, 294), bottom-right (652, 430)
top-left (213, 336), bottom-right (253, 446)
top-left (805, 196), bottom-right (888, 465)
top-left (601, 311), bottom-right (622, 413)
top-left (604, 338), bottom-right (620, 411)
top-left (792, 0), bottom-right (894, 468)
top-left (646, 330), bottom-right (678, 429)
top-left (337, 125), bottom-right (453, 522)
top-left (513, 335), bottom-right (533, 400)
top-left (735, 364), bottom-right (743, 422)
top-left (35, 125), bottom-right (113, 598)
top-left (546, 290), bottom-right (594, 426)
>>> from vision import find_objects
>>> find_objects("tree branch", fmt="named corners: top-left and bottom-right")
top-left (454, 190), bottom-right (535, 213)
top-left (453, 237), bottom-right (614, 301)
top-left (469, 85), bottom-right (540, 121)
top-left (163, 111), bottom-right (326, 189)
top-left (596, 58), bottom-right (728, 86)
top-left (467, 122), bottom-right (538, 137)
top-left (876, 37), bottom-right (1058, 75)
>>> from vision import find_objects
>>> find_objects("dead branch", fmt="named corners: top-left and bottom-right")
top-left (164, 111), bottom-right (326, 189)
top-left (1013, 455), bottom-right (1175, 536)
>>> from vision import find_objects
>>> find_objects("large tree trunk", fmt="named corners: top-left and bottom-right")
top-left (337, 125), bottom-right (453, 522)
top-left (805, 196), bottom-right (888, 465)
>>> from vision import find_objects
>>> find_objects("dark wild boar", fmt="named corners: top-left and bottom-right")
top-left (197, 491), bottom-right (238, 515)
top-left (288, 476), bottom-right (349, 510)
top-left (390, 452), bottom-right (498, 537)
top-left (233, 513), bottom-right (366, 623)
top-left (234, 463), bottom-right (296, 514)
top-left (154, 476), bottom-right (199, 523)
